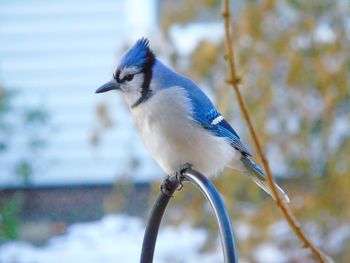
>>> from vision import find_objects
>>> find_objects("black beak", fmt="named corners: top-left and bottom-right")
top-left (95, 80), bottom-right (119, 93)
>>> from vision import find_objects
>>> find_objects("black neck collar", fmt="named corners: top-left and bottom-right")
top-left (131, 90), bottom-right (152, 108)
top-left (131, 55), bottom-right (155, 108)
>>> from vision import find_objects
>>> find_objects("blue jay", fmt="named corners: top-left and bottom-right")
top-left (96, 38), bottom-right (289, 203)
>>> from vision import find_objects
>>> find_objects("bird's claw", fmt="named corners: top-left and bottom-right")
top-left (160, 163), bottom-right (192, 195)
top-left (175, 162), bottom-right (192, 191)
top-left (176, 177), bottom-right (184, 191)
top-left (178, 162), bottom-right (193, 175)
top-left (160, 175), bottom-right (173, 197)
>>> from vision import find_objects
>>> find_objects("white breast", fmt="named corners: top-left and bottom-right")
top-left (130, 87), bottom-right (238, 176)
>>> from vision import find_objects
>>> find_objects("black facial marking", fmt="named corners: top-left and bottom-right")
top-left (131, 49), bottom-right (155, 108)
top-left (124, 74), bottom-right (134, 81)
top-left (114, 70), bottom-right (121, 83)
top-left (114, 70), bottom-right (135, 83)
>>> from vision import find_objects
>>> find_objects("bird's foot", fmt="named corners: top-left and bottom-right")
top-left (160, 175), bottom-right (173, 197)
top-left (160, 163), bottom-right (192, 195)
top-left (174, 162), bottom-right (192, 191)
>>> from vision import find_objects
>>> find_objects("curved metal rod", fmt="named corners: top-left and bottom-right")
top-left (140, 175), bottom-right (180, 263)
top-left (182, 168), bottom-right (237, 263)
top-left (140, 168), bottom-right (237, 263)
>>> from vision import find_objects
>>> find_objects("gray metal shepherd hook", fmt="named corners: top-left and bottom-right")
top-left (140, 167), bottom-right (238, 263)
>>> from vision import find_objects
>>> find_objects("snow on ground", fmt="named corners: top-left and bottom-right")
top-left (0, 215), bottom-right (223, 263)
top-left (2, 215), bottom-right (346, 263)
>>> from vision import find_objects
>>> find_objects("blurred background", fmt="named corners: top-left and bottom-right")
top-left (0, 0), bottom-right (349, 262)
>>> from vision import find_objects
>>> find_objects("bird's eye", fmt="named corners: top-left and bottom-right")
top-left (125, 74), bottom-right (134, 81)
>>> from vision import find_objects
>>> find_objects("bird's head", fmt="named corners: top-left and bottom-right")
top-left (96, 37), bottom-right (155, 108)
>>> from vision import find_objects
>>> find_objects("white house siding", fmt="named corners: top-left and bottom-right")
top-left (0, 0), bottom-right (161, 186)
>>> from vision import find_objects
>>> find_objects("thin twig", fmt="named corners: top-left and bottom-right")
top-left (222, 1), bottom-right (330, 262)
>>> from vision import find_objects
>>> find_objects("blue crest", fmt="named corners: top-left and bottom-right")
top-left (119, 37), bottom-right (155, 70)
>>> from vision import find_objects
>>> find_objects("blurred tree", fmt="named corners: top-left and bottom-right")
top-left (0, 195), bottom-right (23, 242)
top-left (156, 0), bottom-right (350, 261)
top-left (0, 85), bottom-right (49, 241)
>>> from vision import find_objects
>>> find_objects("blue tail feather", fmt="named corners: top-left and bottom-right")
top-left (240, 155), bottom-right (290, 203)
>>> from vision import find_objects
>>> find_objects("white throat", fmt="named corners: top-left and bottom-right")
top-left (122, 90), bottom-right (142, 108)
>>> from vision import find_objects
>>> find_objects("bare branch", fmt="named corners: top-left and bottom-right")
top-left (222, 0), bottom-right (331, 262)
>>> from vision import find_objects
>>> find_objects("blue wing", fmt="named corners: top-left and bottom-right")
top-left (179, 81), bottom-right (252, 156)
top-left (192, 107), bottom-right (252, 156)
top-left (165, 69), bottom-right (251, 156)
